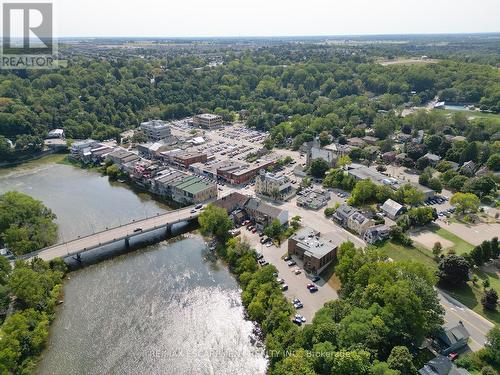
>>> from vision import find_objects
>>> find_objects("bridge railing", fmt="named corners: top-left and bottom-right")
top-left (18, 206), bottom-right (203, 260)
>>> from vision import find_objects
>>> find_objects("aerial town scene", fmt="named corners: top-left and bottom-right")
top-left (0, 1), bottom-right (499, 375)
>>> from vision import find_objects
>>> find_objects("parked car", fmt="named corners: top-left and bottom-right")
top-left (133, 227), bottom-right (143, 233)
top-left (281, 284), bottom-right (288, 291)
top-left (195, 204), bottom-right (203, 209)
top-left (448, 352), bottom-right (459, 361)
top-left (311, 275), bottom-right (320, 282)
top-left (294, 268), bottom-right (302, 275)
top-left (287, 260), bottom-right (296, 267)
top-left (277, 278), bottom-right (285, 284)
top-left (284, 255), bottom-right (292, 261)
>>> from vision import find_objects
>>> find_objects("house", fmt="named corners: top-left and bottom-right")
top-left (396, 133), bottom-right (413, 143)
top-left (288, 227), bottom-right (341, 274)
top-left (423, 153), bottom-right (441, 165)
top-left (347, 137), bottom-right (366, 148)
top-left (380, 199), bottom-right (404, 220)
top-left (413, 130), bottom-right (425, 144)
top-left (363, 225), bottom-right (391, 244)
top-left (332, 204), bottom-right (357, 227)
top-left (244, 198), bottom-right (288, 231)
top-left (364, 145), bottom-right (380, 158)
top-left (70, 139), bottom-right (99, 160)
top-left (347, 211), bottom-right (374, 235)
top-left (434, 322), bottom-right (470, 355)
top-left (255, 170), bottom-right (293, 200)
top-left (47, 128), bottom-right (64, 139)
top-left (382, 151), bottom-right (397, 163)
top-left (418, 356), bottom-right (470, 375)
top-left (362, 135), bottom-right (379, 145)
top-left (192, 113), bottom-right (223, 128)
top-left (140, 120), bottom-right (173, 141)
top-left (460, 161), bottom-right (476, 175)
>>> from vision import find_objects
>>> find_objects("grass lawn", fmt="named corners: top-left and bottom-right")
top-left (435, 109), bottom-right (500, 122)
top-left (429, 225), bottom-right (474, 255)
top-left (375, 240), bottom-right (438, 270)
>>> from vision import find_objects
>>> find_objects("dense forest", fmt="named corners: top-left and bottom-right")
top-left (0, 38), bottom-right (499, 162)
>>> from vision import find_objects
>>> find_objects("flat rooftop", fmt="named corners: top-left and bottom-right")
top-left (291, 227), bottom-right (338, 259)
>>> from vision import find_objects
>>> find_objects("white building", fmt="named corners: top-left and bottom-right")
top-left (140, 120), bottom-right (172, 141)
top-left (47, 129), bottom-right (65, 139)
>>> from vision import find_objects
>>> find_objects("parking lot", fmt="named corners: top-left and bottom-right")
top-left (240, 229), bottom-right (339, 323)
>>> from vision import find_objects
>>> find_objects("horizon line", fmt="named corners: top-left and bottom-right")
top-left (52, 31), bottom-right (500, 40)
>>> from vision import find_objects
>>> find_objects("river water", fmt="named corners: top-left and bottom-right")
top-left (0, 157), bottom-right (267, 375)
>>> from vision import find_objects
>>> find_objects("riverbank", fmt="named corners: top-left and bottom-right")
top-left (35, 235), bottom-right (267, 375)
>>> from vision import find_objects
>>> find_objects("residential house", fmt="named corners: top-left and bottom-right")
top-left (347, 137), bottom-right (366, 148)
top-left (363, 225), bottom-right (391, 244)
top-left (434, 322), bottom-right (470, 355)
top-left (423, 153), bottom-right (441, 165)
top-left (460, 161), bottom-right (476, 175)
top-left (347, 211), bottom-right (375, 235)
top-left (382, 151), bottom-right (397, 163)
top-left (418, 356), bottom-right (470, 375)
top-left (362, 135), bottom-right (379, 145)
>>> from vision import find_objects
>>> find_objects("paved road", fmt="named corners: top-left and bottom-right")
top-left (25, 206), bottom-right (200, 261)
top-left (438, 290), bottom-right (494, 352)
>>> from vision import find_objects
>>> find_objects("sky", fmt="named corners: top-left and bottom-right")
top-left (32, 0), bottom-right (500, 37)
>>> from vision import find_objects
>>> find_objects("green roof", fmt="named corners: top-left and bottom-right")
top-left (172, 175), bottom-right (213, 195)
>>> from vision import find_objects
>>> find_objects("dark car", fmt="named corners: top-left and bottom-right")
top-left (133, 227), bottom-right (143, 233)
top-left (311, 275), bottom-right (320, 282)
top-left (284, 255), bottom-right (292, 261)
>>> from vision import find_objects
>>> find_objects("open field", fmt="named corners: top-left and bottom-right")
top-left (376, 240), bottom-right (437, 270)
top-left (431, 226), bottom-right (475, 255)
top-left (378, 58), bottom-right (440, 66)
top-left (442, 268), bottom-right (500, 326)
top-left (434, 108), bottom-right (500, 122)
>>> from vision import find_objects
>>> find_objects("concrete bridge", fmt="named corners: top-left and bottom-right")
top-left (21, 206), bottom-right (201, 262)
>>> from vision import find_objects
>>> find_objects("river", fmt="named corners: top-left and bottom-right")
top-left (0, 156), bottom-right (267, 375)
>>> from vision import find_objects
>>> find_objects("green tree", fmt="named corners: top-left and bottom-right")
top-left (198, 204), bottom-right (233, 242)
top-left (387, 346), bottom-right (417, 375)
top-left (437, 255), bottom-right (470, 287)
top-left (310, 158), bottom-right (330, 178)
top-left (481, 289), bottom-right (498, 311)
top-left (450, 192), bottom-right (480, 215)
top-left (486, 154), bottom-right (500, 171)
top-left (349, 179), bottom-right (377, 206)
top-left (432, 242), bottom-right (443, 258)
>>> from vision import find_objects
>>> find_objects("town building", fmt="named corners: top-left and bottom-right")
top-left (217, 159), bottom-right (275, 185)
top-left (380, 199), bottom-right (404, 220)
top-left (296, 188), bottom-right (330, 210)
top-left (169, 175), bottom-right (218, 204)
top-left (69, 139), bottom-right (100, 161)
top-left (192, 113), bottom-right (223, 128)
top-left (213, 192), bottom-right (288, 230)
top-left (153, 169), bottom-right (187, 196)
top-left (244, 198), bottom-right (288, 231)
top-left (288, 227), bottom-right (340, 274)
top-left (140, 120), bottom-right (172, 141)
top-left (306, 139), bottom-right (352, 168)
top-left (106, 148), bottom-right (140, 168)
top-left (346, 164), bottom-right (435, 200)
top-left (254, 170), bottom-right (293, 200)
top-left (137, 142), bottom-right (170, 159)
top-left (173, 151), bottom-right (208, 169)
